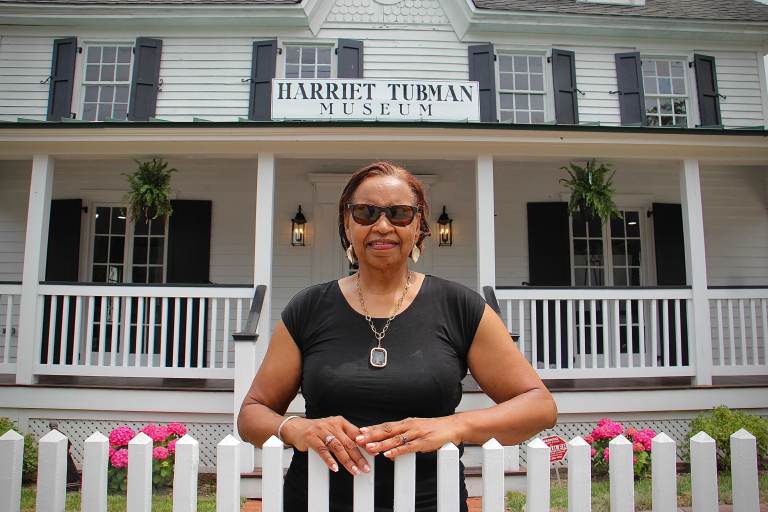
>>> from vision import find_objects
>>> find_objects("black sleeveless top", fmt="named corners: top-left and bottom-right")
top-left (280, 275), bottom-right (486, 512)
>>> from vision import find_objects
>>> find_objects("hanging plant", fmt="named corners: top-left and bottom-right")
top-left (123, 157), bottom-right (176, 223)
top-left (559, 158), bottom-right (621, 223)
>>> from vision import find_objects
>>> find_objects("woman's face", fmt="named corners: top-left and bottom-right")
top-left (345, 175), bottom-right (421, 271)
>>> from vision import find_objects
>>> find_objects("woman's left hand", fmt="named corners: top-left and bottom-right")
top-left (355, 416), bottom-right (466, 459)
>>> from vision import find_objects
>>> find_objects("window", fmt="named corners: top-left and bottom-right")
top-left (284, 45), bottom-right (332, 78)
top-left (81, 44), bottom-right (133, 121)
top-left (498, 54), bottom-right (546, 124)
top-left (642, 59), bottom-right (688, 127)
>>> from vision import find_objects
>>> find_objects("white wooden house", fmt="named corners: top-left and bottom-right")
top-left (0, 0), bottom-right (767, 484)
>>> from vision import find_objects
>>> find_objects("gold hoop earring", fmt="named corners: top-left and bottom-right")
top-left (346, 246), bottom-right (357, 265)
top-left (410, 245), bottom-right (421, 263)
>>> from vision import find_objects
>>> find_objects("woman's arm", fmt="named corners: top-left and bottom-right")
top-left (356, 305), bottom-right (557, 457)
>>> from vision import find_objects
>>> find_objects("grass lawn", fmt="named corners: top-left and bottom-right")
top-left (507, 471), bottom-right (768, 512)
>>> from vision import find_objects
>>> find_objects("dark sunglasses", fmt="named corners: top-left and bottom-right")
top-left (346, 203), bottom-right (419, 227)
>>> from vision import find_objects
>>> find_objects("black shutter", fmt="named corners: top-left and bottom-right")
top-left (527, 202), bottom-right (571, 365)
top-left (694, 54), bottom-right (722, 127)
top-left (551, 49), bottom-right (579, 125)
top-left (337, 39), bottom-right (364, 79)
top-left (128, 37), bottom-right (163, 121)
top-left (652, 203), bottom-right (689, 365)
top-left (468, 44), bottom-right (497, 122)
top-left (615, 52), bottom-right (646, 125)
top-left (45, 199), bottom-right (82, 281)
top-left (248, 39), bottom-right (277, 121)
top-left (46, 37), bottom-right (78, 121)
top-left (166, 200), bottom-right (212, 284)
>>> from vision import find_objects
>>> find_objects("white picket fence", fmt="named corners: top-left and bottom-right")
top-left (0, 428), bottom-right (762, 512)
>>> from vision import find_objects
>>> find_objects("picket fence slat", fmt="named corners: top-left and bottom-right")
top-left (730, 429), bottom-right (759, 512)
top-left (82, 432), bottom-right (109, 512)
top-left (651, 432), bottom-right (676, 512)
top-left (609, 435), bottom-right (633, 512)
top-left (0, 430), bottom-right (24, 512)
top-left (218, 435), bottom-right (243, 512)
top-left (526, 438), bottom-right (550, 512)
top-left (567, 436), bottom-right (590, 512)
top-left (690, 431), bottom-right (719, 512)
top-left (173, 435), bottom-right (200, 512)
top-left (308, 449), bottom-right (330, 512)
top-left (36, 430), bottom-right (68, 512)
top-left (353, 451), bottom-right (376, 512)
top-left (437, 443), bottom-right (459, 512)
top-left (481, 439), bottom-right (504, 512)
top-left (393, 452), bottom-right (416, 512)
top-left (127, 432), bottom-right (152, 512)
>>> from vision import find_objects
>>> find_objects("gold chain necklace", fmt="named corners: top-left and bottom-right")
top-left (355, 271), bottom-right (412, 368)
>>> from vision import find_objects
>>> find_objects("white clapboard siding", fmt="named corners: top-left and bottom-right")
top-left (0, 36), bottom-right (52, 120)
top-left (709, 51), bottom-right (765, 127)
top-left (573, 46), bottom-right (628, 126)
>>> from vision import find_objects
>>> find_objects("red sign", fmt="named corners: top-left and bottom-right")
top-left (542, 435), bottom-right (567, 463)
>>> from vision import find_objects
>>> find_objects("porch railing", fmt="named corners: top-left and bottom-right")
top-left (35, 283), bottom-right (255, 379)
top-left (1, 427), bottom-right (761, 512)
top-left (708, 287), bottom-right (768, 377)
top-left (492, 287), bottom-right (694, 379)
top-left (0, 282), bottom-right (21, 375)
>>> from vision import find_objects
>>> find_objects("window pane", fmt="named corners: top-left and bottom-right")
top-left (317, 66), bottom-right (331, 78)
top-left (588, 240), bottom-right (603, 265)
top-left (97, 103), bottom-right (111, 121)
top-left (102, 47), bottom-right (117, 63)
top-left (149, 238), bottom-right (164, 264)
top-left (514, 111), bottom-right (529, 123)
top-left (286, 47), bottom-right (300, 64)
top-left (318, 47), bottom-right (331, 65)
top-left (101, 64), bottom-right (115, 82)
top-left (92, 265), bottom-right (107, 282)
top-left (643, 77), bottom-right (657, 94)
top-left (150, 216), bottom-right (165, 235)
top-left (660, 99), bottom-right (673, 114)
top-left (107, 266), bottom-right (122, 283)
top-left (84, 85), bottom-right (99, 102)
top-left (610, 216), bottom-right (624, 237)
top-left (149, 267), bottom-right (164, 284)
top-left (513, 55), bottom-right (527, 72)
top-left (83, 103), bottom-right (97, 121)
top-left (500, 93), bottom-right (514, 110)
top-left (515, 94), bottom-right (528, 110)
top-left (645, 98), bottom-right (658, 115)
top-left (676, 116), bottom-right (688, 128)
top-left (99, 85), bottom-right (115, 102)
top-left (672, 78), bottom-right (685, 95)
top-left (132, 266), bottom-right (147, 284)
top-left (95, 207), bottom-right (110, 234)
top-left (591, 268), bottom-right (605, 286)
top-left (530, 74), bottom-right (543, 91)
top-left (627, 240), bottom-right (641, 266)
top-left (499, 55), bottom-right (512, 71)
top-left (86, 65), bottom-right (100, 81)
top-left (499, 110), bottom-right (514, 122)
top-left (301, 48), bottom-right (315, 64)
top-left (613, 269), bottom-right (627, 286)
top-left (587, 217), bottom-right (601, 237)
top-left (671, 61), bottom-right (684, 77)
top-left (612, 240), bottom-right (626, 265)
top-left (529, 57), bottom-right (542, 73)
top-left (647, 115), bottom-right (659, 126)
top-left (285, 64), bottom-right (299, 78)
top-left (118, 46), bottom-right (132, 64)
top-left (572, 214), bottom-right (586, 237)
top-left (133, 237), bottom-right (148, 264)
top-left (300, 67), bottom-right (314, 78)
top-left (499, 74), bottom-right (514, 90)
top-left (661, 116), bottom-right (674, 126)
top-left (673, 99), bottom-right (686, 115)
top-left (659, 78), bottom-right (671, 94)
top-left (93, 236), bottom-right (109, 263)
top-left (657, 61), bottom-right (670, 76)
top-left (630, 268), bottom-right (641, 286)
top-left (87, 47), bottom-right (101, 63)
top-left (573, 239), bottom-right (587, 265)
top-left (574, 268), bottom-right (587, 286)
top-left (135, 216), bottom-right (148, 235)
top-left (530, 94), bottom-right (544, 110)
top-left (625, 211), bottom-right (640, 236)
top-left (109, 237), bottom-right (125, 264)
top-left (514, 73), bottom-right (528, 90)
top-left (531, 111), bottom-right (544, 124)
top-left (116, 64), bottom-right (130, 82)
top-left (111, 208), bottom-right (126, 234)
top-left (114, 104), bottom-right (128, 120)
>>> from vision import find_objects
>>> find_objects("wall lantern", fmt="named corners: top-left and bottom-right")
top-left (437, 206), bottom-right (453, 247)
top-left (291, 205), bottom-right (307, 246)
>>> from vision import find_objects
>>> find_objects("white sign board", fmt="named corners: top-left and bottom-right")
top-left (271, 79), bottom-right (480, 122)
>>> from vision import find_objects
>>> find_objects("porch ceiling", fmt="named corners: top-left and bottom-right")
top-left (0, 123), bottom-right (766, 164)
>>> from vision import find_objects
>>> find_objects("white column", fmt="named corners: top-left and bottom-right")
top-left (680, 159), bottom-right (713, 385)
top-left (475, 154), bottom-right (495, 292)
top-left (17, 155), bottom-right (55, 385)
top-left (234, 153), bottom-right (275, 471)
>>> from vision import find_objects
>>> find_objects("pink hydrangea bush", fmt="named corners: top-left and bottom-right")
top-left (106, 422), bottom-right (187, 493)
top-left (586, 418), bottom-right (655, 478)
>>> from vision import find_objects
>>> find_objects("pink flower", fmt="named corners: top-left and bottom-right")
top-left (141, 424), bottom-right (170, 443)
top-left (167, 423), bottom-right (187, 437)
top-left (584, 435), bottom-right (594, 444)
top-left (598, 418), bottom-right (612, 427)
top-left (109, 447), bottom-right (115, 458)
top-left (590, 447), bottom-right (597, 457)
top-left (632, 456), bottom-right (637, 464)
top-left (626, 427), bottom-right (638, 438)
top-left (152, 446), bottom-right (169, 461)
top-left (167, 438), bottom-right (177, 454)
top-left (110, 448), bottom-right (129, 468)
top-left (109, 426), bottom-right (135, 447)
top-left (603, 448), bottom-right (610, 461)
top-left (633, 442), bottom-right (645, 453)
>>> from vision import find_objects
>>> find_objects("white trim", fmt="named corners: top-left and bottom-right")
top-left (475, 154), bottom-right (495, 291)
top-left (494, 49), bottom-right (552, 124)
top-left (639, 55), bottom-right (693, 128)
top-left (757, 51), bottom-right (768, 129)
top-left (72, 40), bottom-right (136, 122)
top-left (276, 40), bottom-right (337, 80)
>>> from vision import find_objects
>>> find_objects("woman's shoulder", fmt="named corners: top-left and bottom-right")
top-left (284, 280), bottom-right (339, 311)
top-left (425, 275), bottom-right (483, 299)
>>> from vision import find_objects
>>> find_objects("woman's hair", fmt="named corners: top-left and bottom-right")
top-left (338, 161), bottom-right (431, 251)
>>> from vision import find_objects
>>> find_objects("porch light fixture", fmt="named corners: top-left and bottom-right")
top-left (437, 206), bottom-right (453, 247)
top-left (291, 205), bottom-right (307, 246)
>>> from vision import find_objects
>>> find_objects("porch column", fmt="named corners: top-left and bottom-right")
top-left (16, 155), bottom-right (55, 385)
top-left (680, 159), bottom-right (713, 386)
top-left (475, 154), bottom-right (496, 291)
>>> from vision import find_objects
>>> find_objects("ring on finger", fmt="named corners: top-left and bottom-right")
top-left (399, 433), bottom-right (408, 445)
top-left (324, 434), bottom-right (337, 446)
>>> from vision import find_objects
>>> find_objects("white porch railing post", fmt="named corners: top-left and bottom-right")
top-left (36, 429), bottom-right (68, 512)
top-left (475, 154), bottom-right (495, 291)
top-left (393, 452), bottom-right (415, 512)
top-left (680, 159), bottom-right (713, 385)
top-left (17, 154), bottom-right (55, 385)
top-left (127, 432), bottom-right (153, 512)
top-left (690, 432), bottom-right (718, 512)
top-left (481, 439), bottom-right (504, 512)
top-left (82, 432), bottom-right (109, 512)
top-left (0, 430), bottom-right (24, 512)
top-left (608, 435), bottom-right (633, 512)
top-left (308, 449), bottom-right (330, 512)
top-left (173, 434), bottom-right (200, 512)
top-left (651, 432), bottom-right (676, 512)
top-left (567, 436), bottom-right (590, 512)
top-left (217, 435), bottom-right (243, 512)
top-left (730, 429), bottom-right (759, 512)
top-left (526, 438), bottom-right (550, 512)
top-left (436, 443), bottom-right (459, 512)
top-left (354, 451), bottom-right (376, 512)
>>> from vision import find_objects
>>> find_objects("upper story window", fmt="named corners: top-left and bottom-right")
top-left (642, 59), bottom-right (688, 127)
top-left (498, 54), bottom-right (546, 124)
top-left (81, 44), bottom-right (133, 121)
top-left (284, 45), bottom-right (332, 79)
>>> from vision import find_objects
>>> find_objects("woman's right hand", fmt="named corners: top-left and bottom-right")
top-left (280, 416), bottom-right (372, 476)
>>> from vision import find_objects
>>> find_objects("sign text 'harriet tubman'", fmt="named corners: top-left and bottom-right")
top-left (271, 79), bottom-right (480, 122)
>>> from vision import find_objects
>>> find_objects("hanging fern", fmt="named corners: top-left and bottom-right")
top-left (122, 158), bottom-right (177, 223)
top-left (559, 159), bottom-right (621, 224)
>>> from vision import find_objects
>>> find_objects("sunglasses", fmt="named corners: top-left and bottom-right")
top-left (346, 203), bottom-right (419, 227)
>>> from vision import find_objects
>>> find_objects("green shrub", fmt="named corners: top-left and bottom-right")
top-left (686, 405), bottom-right (768, 469)
top-left (0, 417), bottom-right (38, 483)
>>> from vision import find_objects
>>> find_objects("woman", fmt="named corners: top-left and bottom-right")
top-left (238, 161), bottom-right (557, 511)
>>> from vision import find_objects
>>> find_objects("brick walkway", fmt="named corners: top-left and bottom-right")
top-left (242, 497), bottom-right (484, 511)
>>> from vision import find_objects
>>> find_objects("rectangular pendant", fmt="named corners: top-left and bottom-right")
top-left (370, 347), bottom-right (387, 368)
